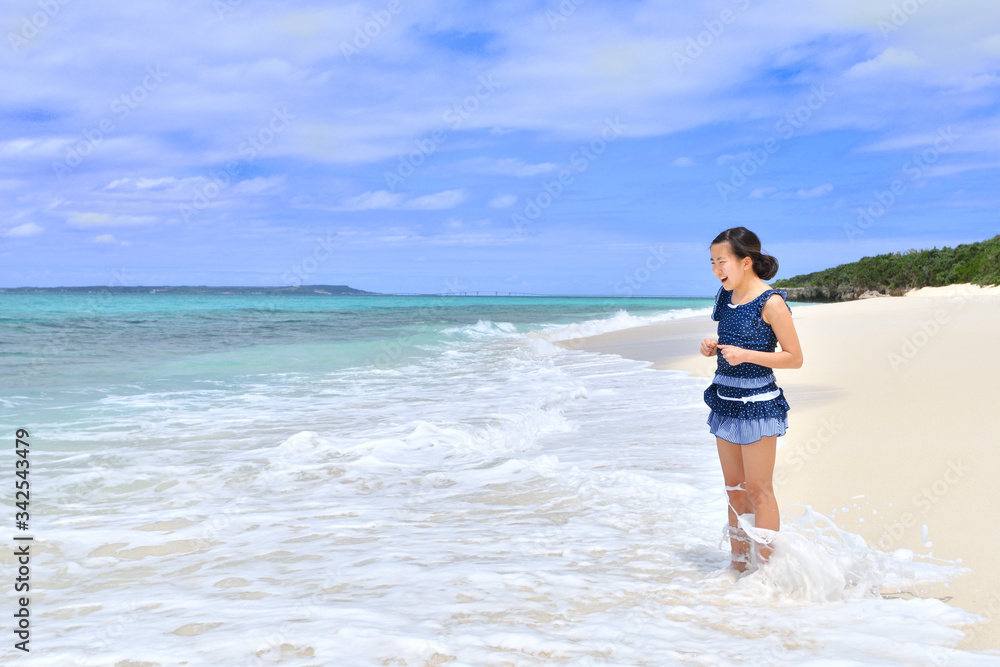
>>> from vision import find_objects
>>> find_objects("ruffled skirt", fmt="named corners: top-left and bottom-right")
top-left (704, 372), bottom-right (789, 445)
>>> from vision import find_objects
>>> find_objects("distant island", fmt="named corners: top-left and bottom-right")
top-left (773, 233), bottom-right (1000, 302)
top-left (6, 232), bottom-right (998, 301)
top-left (0, 284), bottom-right (381, 295)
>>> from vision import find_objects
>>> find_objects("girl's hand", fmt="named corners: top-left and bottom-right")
top-left (717, 344), bottom-right (749, 366)
top-left (700, 337), bottom-right (718, 357)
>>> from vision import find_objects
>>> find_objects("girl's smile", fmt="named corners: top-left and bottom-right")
top-left (710, 243), bottom-right (749, 290)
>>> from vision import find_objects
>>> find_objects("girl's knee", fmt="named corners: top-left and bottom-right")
top-left (745, 481), bottom-right (774, 506)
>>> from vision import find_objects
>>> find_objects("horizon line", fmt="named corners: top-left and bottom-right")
top-left (0, 284), bottom-right (710, 299)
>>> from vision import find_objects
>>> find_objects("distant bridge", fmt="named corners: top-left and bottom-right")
top-left (379, 292), bottom-right (697, 298)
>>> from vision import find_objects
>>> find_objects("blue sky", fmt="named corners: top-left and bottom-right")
top-left (1, 0), bottom-right (998, 296)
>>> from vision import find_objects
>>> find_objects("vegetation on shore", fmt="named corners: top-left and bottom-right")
top-left (773, 233), bottom-right (1000, 292)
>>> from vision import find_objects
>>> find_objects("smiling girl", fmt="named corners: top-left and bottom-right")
top-left (700, 227), bottom-right (803, 572)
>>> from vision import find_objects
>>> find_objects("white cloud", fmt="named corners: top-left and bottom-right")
top-left (0, 137), bottom-right (68, 159)
top-left (716, 152), bottom-right (752, 166)
top-left (2, 1), bottom-right (998, 176)
top-left (66, 212), bottom-right (157, 228)
top-left (5, 222), bottom-right (44, 237)
top-left (404, 189), bottom-right (466, 210)
top-left (105, 178), bottom-right (131, 190)
top-left (792, 183), bottom-right (834, 199)
top-left (846, 47), bottom-right (922, 77)
top-left (860, 126), bottom-right (962, 152)
top-left (976, 35), bottom-right (1000, 56)
top-left (488, 194), bottom-right (517, 208)
top-left (135, 177), bottom-right (178, 190)
top-left (93, 233), bottom-right (118, 243)
top-left (338, 189), bottom-right (466, 211)
top-left (233, 176), bottom-right (286, 195)
top-left (339, 190), bottom-right (406, 211)
top-left (513, 162), bottom-right (558, 177)
top-left (444, 218), bottom-right (492, 228)
top-left (107, 177), bottom-right (176, 191)
top-left (924, 161), bottom-right (1000, 177)
top-left (459, 158), bottom-right (558, 177)
top-left (749, 187), bottom-right (777, 199)
top-left (1, 0), bottom-right (1000, 290)
top-left (748, 184), bottom-right (833, 200)
top-left (958, 73), bottom-right (1000, 92)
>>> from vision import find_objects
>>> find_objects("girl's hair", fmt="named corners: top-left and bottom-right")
top-left (710, 227), bottom-right (779, 280)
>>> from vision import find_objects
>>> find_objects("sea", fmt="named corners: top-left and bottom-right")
top-left (1, 292), bottom-right (995, 666)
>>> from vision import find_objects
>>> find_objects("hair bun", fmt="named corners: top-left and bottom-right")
top-left (754, 253), bottom-right (779, 280)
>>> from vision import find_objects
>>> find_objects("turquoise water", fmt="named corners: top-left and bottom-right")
top-left (1, 293), bottom-right (711, 390)
top-left (0, 293), bottom-right (710, 453)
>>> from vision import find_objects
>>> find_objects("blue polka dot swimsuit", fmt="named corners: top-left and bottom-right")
top-left (704, 285), bottom-right (791, 445)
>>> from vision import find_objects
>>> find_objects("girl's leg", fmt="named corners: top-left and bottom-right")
top-left (740, 434), bottom-right (780, 562)
top-left (716, 437), bottom-right (754, 571)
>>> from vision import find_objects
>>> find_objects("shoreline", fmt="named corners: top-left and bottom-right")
top-left (553, 283), bottom-right (1000, 651)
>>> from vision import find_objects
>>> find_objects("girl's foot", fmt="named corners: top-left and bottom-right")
top-left (727, 523), bottom-right (750, 571)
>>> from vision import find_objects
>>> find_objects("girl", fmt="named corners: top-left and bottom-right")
top-left (700, 227), bottom-right (803, 572)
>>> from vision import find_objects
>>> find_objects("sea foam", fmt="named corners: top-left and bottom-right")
top-left (3, 303), bottom-right (992, 665)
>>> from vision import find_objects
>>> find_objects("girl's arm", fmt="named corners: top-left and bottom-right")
top-left (717, 295), bottom-right (803, 369)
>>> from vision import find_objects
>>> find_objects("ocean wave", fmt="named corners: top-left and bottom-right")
top-left (439, 318), bottom-right (519, 337)
top-left (527, 306), bottom-right (710, 343)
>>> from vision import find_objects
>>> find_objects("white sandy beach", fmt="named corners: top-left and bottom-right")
top-left (555, 284), bottom-right (1000, 651)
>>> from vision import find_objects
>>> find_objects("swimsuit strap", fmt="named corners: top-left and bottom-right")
top-left (711, 285), bottom-right (726, 321)
top-left (754, 289), bottom-right (791, 320)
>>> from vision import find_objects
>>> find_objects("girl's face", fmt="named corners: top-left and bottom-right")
top-left (710, 242), bottom-right (752, 289)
